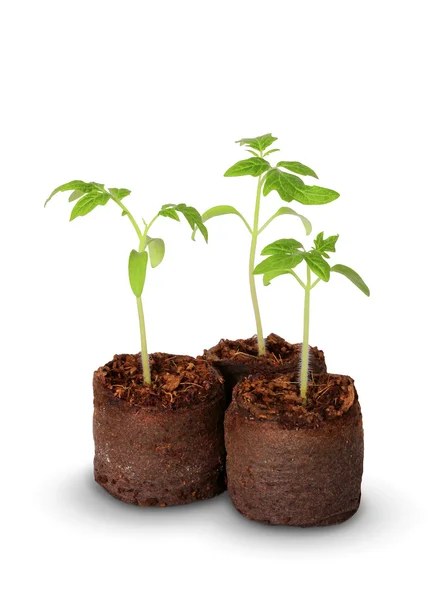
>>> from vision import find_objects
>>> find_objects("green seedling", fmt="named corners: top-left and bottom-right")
top-left (194, 133), bottom-right (339, 356)
top-left (254, 233), bottom-right (370, 401)
top-left (45, 181), bottom-right (207, 384)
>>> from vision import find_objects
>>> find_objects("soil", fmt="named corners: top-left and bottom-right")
top-left (234, 372), bottom-right (356, 429)
top-left (97, 352), bottom-right (219, 409)
top-left (93, 352), bottom-right (226, 506)
top-left (225, 372), bottom-right (364, 526)
top-left (204, 333), bottom-right (326, 405)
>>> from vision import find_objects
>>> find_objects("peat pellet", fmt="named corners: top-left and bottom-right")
top-left (204, 333), bottom-right (326, 406)
top-left (225, 372), bottom-right (364, 526)
top-left (93, 352), bottom-right (226, 506)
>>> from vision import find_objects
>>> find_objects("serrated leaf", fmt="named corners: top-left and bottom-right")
top-left (263, 169), bottom-right (339, 205)
top-left (69, 190), bottom-right (84, 202)
top-left (158, 207), bottom-right (180, 221)
top-left (146, 237), bottom-right (165, 268)
top-left (277, 161), bottom-right (318, 179)
top-left (69, 191), bottom-right (111, 221)
top-left (224, 157), bottom-right (271, 177)
top-left (313, 232), bottom-right (339, 257)
top-left (261, 238), bottom-right (303, 256)
top-left (303, 251), bottom-right (331, 282)
top-left (161, 203), bottom-right (208, 242)
top-left (128, 250), bottom-right (148, 297)
top-left (109, 188), bottom-right (131, 200)
top-left (253, 253), bottom-right (304, 275)
top-left (331, 264), bottom-right (370, 296)
top-left (263, 169), bottom-right (304, 200)
top-left (235, 134), bottom-right (278, 152)
top-left (263, 269), bottom-right (295, 286)
top-left (45, 180), bottom-right (95, 207)
top-left (259, 207), bottom-right (312, 235)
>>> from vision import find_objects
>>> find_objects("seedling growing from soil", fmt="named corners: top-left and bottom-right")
top-left (254, 233), bottom-right (370, 401)
top-left (45, 181), bottom-right (207, 384)
top-left (195, 133), bottom-right (339, 356)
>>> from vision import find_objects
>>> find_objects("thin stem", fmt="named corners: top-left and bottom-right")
top-left (300, 265), bottom-right (312, 404)
top-left (109, 189), bottom-right (151, 384)
top-left (290, 270), bottom-right (306, 289)
top-left (310, 277), bottom-right (321, 289)
top-left (111, 196), bottom-right (143, 242)
top-left (136, 296), bottom-right (150, 384)
top-left (249, 174), bottom-right (266, 356)
top-left (145, 214), bottom-right (159, 233)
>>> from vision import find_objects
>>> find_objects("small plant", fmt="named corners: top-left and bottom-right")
top-left (194, 133), bottom-right (339, 356)
top-left (45, 181), bottom-right (208, 384)
top-left (254, 233), bottom-right (370, 402)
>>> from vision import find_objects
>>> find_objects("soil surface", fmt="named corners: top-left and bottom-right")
top-left (206, 332), bottom-right (325, 369)
top-left (96, 352), bottom-right (221, 410)
top-left (204, 333), bottom-right (326, 406)
top-left (93, 353), bottom-right (226, 506)
top-left (235, 372), bottom-right (355, 429)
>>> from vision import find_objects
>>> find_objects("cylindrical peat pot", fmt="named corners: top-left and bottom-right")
top-left (204, 333), bottom-right (326, 406)
top-left (93, 352), bottom-right (226, 506)
top-left (225, 372), bottom-right (364, 526)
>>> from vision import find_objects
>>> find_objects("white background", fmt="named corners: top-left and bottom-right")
top-left (1, 1), bottom-right (444, 598)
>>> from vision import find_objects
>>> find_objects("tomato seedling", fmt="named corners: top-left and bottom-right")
top-left (254, 233), bottom-right (370, 401)
top-left (195, 133), bottom-right (339, 355)
top-left (45, 181), bottom-right (207, 384)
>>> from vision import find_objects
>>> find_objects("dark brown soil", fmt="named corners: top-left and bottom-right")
top-left (204, 333), bottom-right (326, 405)
top-left (93, 352), bottom-right (226, 506)
top-left (235, 372), bottom-right (356, 429)
top-left (98, 352), bottom-right (220, 409)
top-left (225, 372), bottom-right (364, 526)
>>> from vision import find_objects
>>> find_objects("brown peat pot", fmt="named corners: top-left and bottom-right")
top-left (225, 372), bottom-right (364, 526)
top-left (204, 333), bottom-right (326, 406)
top-left (93, 352), bottom-right (226, 506)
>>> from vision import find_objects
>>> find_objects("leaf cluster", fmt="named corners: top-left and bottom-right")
top-left (254, 233), bottom-right (370, 295)
top-left (224, 134), bottom-right (339, 206)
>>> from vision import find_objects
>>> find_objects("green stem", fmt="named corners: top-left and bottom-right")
top-left (300, 265), bottom-right (312, 404)
top-left (136, 295), bottom-right (150, 384)
top-left (249, 175), bottom-right (265, 356)
top-left (109, 190), bottom-right (151, 384)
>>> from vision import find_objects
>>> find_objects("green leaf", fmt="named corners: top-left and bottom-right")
top-left (253, 253), bottom-right (303, 275)
top-left (261, 238), bottom-right (303, 256)
top-left (263, 169), bottom-right (339, 204)
top-left (192, 205), bottom-right (252, 239)
top-left (263, 169), bottom-right (304, 200)
top-left (259, 207), bottom-right (312, 235)
top-left (69, 190), bottom-right (84, 202)
top-left (313, 232), bottom-right (339, 257)
top-left (161, 204), bottom-right (208, 242)
top-left (45, 180), bottom-right (95, 207)
top-left (263, 269), bottom-right (295, 286)
top-left (146, 237), bottom-right (165, 268)
top-left (158, 207), bottom-right (180, 221)
top-left (277, 161), bottom-right (318, 179)
top-left (109, 188), bottom-right (131, 200)
top-left (69, 191), bottom-right (111, 221)
top-left (331, 264), bottom-right (370, 296)
top-left (128, 250), bottom-right (148, 297)
top-left (263, 148), bottom-right (280, 157)
top-left (224, 157), bottom-right (271, 177)
top-left (235, 133), bottom-right (278, 152)
top-left (303, 251), bottom-right (331, 282)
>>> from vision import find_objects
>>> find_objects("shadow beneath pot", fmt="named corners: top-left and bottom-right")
top-left (52, 466), bottom-right (412, 552)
